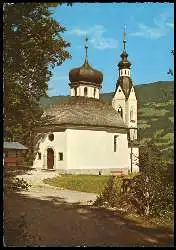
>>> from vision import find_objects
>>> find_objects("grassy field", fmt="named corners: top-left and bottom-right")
top-left (43, 174), bottom-right (123, 194)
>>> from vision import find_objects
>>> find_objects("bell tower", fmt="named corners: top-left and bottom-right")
top-left (112, 26), bottom-right (137, 140)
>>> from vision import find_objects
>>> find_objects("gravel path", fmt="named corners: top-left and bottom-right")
top-left (16, 169), bottom-right (98, 204)
top-left (4, 169), bottom-right (174, 246)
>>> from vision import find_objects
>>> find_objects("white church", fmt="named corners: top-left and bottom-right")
top-left (33, 31), bottom-right (139, 175)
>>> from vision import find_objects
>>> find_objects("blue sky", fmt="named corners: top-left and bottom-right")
top-left (48, 3), bottom-right (174, 96)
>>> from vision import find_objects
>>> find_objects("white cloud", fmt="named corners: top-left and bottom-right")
top-left (69, 25), bottom-right (118, 50)
top-left (166, 22), bottom-right (174, 28)
top-left (130, 14), bottom-right (173, 39)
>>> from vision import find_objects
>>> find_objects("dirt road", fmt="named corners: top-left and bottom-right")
top-left (4, 170), bottom-right (174, 246)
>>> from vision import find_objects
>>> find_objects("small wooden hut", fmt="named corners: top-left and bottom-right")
top-left (3, 142), bottom-right (28, 167)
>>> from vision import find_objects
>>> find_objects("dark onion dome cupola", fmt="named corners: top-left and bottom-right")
top-left (118, 51), bottom-right (131, 69)
top-left (69, 37), bottom-right (103, 99)
top-left (118, 26), bottom-right (131, 70)
top-left (116, 26), bottom-right (133, 100)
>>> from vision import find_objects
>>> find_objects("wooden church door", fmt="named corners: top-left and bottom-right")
top-left (47, 148), bottom-right (54, 169)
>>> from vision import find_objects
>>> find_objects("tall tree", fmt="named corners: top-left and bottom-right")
top-left (3, 3), bottom-right (71, 160)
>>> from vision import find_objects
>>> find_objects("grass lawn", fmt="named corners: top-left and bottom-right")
top-left (43, 174), bottom-right (123, 194)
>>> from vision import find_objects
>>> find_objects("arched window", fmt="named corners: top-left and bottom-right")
top-left (84, 87), bottom-right (88, 97)
top-left (117, 106), bottom-right (123, 119)
top-left (125, 70), bottom-right (126, 75)
top-left (38, 152), bottom-right (41, 160)
top-left (94, 88), bottom-right (96, 97)
top-left (74, 87), bottom-right (77, 96)
top-left (114, 135), bottom-right (118, 152)
top-left (130, 108), bottom-right (134, 121)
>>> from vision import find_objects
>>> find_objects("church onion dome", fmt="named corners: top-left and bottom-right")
top-left (118, 51), bottom-right (131, 69)
top-left (41, 97), bottom-right (126, 130)
top-left (117, 76), bottom-right (133, 99)
top-left (69, 61), bottom-right (103, 87)
top-left (118, 26), bottom-right (131, 69)
top-left (69, 38), bottom-right (103, 87)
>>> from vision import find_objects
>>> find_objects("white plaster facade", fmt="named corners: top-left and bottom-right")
top-left (33, 36), bottom-right (140, 175)
top-left (112, 86), bottom-right (137, 135)
top-left (33, 131), bottom-right (66, 170)
top-left (33, 128), bottom-right (129, 174)
top-left (112, 85), bottom-right (138, 173)
top-left (70, 84), bottom-right (100, 99)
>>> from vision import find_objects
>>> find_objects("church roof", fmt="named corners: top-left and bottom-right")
top-left (69, 41), bottom-right (103, 87)
top-left (69, 60), bottom-right (103, 87)
top-left (117, 76), bottom-right (133, 99)
top-left (42, 96), bottom-right (126, 129)
top-left (4, 142), bottom-right (28, 150)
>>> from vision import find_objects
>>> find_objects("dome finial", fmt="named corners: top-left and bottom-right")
top-left (123, 25), bottom-right (127, 51)
top-left (85, 36), bottom-right (88, 63)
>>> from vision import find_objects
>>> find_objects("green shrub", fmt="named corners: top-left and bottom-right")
top-left (94, 176), bottom-right (122, 207)
top-left (94, 141), bottom-right (174, 222)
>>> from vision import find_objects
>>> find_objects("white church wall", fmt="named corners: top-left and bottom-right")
top-left (70, 84), bottom-right (99, 99)
top-left (126, 87), bottom-right (138, 139)
top-left (128, 146), bottom-right (139, 173)
top-left (33, 131), bottom-right (67, 170)
top-left (77, 85), bottom-right (99, 99)
top-left (112, 87), bottom-right (126, 124)
top-left (66, 128), bottom-right (129, 174)
top-left (70, 88), bottom-right (74, 96)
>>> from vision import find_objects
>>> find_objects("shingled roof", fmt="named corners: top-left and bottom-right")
top-left (4, 142), bottom-right (28, 150)
top-left (42, 96), bottom-right (126, 129)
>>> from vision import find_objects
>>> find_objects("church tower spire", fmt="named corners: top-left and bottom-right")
top-left (123, 25), bottom-right (127, 51)
top-left (112, 26), bottom-right (138, 140)
top-left (84, 36), bottom-right (88, 63)
top-left (118, 25), bottom-right (131, 79)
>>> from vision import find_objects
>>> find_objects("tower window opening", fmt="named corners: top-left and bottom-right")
top-left (130, 108), bottom-right (134, 122)
top-left (125, 70), bottom-right (126, 74)
top-left (74, 87), bottom-right (77, 96)
top-left (117, 106), bottom-right (123, 119)
top-left (94, 88), bottom-right (96, 97)
top-left (84, 87), bottom-right (88, 97)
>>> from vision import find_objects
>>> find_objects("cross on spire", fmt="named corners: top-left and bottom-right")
top-left (85, 36), bottom-right (88, 62)
top-left (123, 25), bottom-right (127, 51)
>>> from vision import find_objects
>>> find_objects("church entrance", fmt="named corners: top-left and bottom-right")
top-left (47, 148), bottom-right (54, 169)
